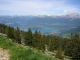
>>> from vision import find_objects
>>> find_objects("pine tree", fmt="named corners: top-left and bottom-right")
top-left (24, 29), bottom-right (33, 47)
top-left (6, 26), bottom-right (14, 39)
top-left (14, 26), bottom-right (21, 44)
top-left (32, 30), bottom-right (39, 48)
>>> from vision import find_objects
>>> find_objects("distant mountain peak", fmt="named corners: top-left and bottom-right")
top-left (64, 13), bottom-right (80, 18)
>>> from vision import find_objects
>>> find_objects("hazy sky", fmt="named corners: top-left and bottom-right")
top-left (0, 0), bottom-right (80, 15)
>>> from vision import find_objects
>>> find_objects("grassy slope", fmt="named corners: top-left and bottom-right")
top-left (0, 36), bottom-right (59, 60)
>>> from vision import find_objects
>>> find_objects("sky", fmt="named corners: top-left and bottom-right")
top-left (0, 0), bottom-right (80, 15)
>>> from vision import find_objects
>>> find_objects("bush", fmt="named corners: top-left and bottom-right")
top-left (55, 49), bottom-right (64, 59)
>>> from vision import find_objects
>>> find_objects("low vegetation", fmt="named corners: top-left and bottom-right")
top-left (0, 36), bottom-right (59, 60)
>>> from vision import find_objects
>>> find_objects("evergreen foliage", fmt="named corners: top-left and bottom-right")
top-left (15, 26), bottom-right (21, 44)
top-left (0, 23), bottom-right (80, 60)
top-left (24, 29), bottom-right (33, 46)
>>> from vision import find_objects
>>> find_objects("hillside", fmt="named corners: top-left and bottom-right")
top-left (1, 23), bottom-right (80, 60)
top-left (0, 36), bottom-right (60, 60)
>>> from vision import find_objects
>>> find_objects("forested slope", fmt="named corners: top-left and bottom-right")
top-left (0, 23), bottom-right (80, 60)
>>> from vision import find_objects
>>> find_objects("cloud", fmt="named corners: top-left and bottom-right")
top-left (0, 0), bottom-right (79, 15)
top-left (64, 10), bottom-right (67, 13)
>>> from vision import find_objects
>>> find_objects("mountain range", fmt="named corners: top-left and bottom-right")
top-left (0, 13), bottom-right (80, 36)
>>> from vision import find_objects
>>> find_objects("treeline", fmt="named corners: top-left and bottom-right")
top-left (0, 23), bottom-right (80, 60)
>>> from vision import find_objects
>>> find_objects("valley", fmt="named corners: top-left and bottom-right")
top-left (0, 13), bottom-right (80, 37)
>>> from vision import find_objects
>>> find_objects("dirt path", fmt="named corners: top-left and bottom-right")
top-left (0, 48), bottom-right (10, 60)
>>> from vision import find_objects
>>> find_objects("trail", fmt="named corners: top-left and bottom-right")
top-left (0, 48), bottom-right (10, 60)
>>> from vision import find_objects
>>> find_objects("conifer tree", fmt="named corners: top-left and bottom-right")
top-left (14, 26), bottom-right (21, 44)
top-left (6, 26), bottom-right (14, 39)
top-left (24, 29), bottom-right (33, 46)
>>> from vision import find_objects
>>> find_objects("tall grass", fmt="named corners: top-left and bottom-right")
top-left (0, 36), bottom-right (59, 60)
